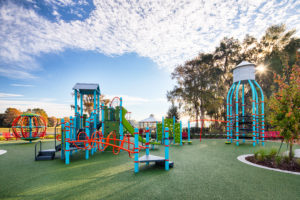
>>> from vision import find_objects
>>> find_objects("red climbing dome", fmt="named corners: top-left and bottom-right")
top-left (12, 113), bottom-right (47, 142)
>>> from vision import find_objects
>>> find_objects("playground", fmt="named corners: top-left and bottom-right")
top-left (0, 139), bottom-right (299, 200)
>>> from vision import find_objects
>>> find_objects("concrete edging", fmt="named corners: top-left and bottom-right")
top-left (237, 154), bottom-right (300, 175)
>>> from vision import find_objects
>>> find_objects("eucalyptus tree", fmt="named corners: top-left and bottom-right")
top-left (167, 53), bottom-right (222, 127)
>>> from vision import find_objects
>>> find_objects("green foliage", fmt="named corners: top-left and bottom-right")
top-left (167, 24), bottom-right (298, 126)
top-left (44, 135), bottom-right (55, 139)
top-left (157, 123), bottom-right (162, 141)
top-left (283, 155), bottom-right (291, 163)
top-left (0, 136), bottom-right (5, 141)
top-left (157, 119), bottom-right (181, 144)
top-left (2, 108), bottom-right (22, 127)
top-left (268, 147), bottom-right (278, 159)
top-left (26, 108), bottom-right (49, 125)
top-left (254, 148), bottom-right (267, 161)
top-left (166, 105), bottom-right (180, 122)
top-left (275, 156), bottom-right (282, 166)
top-left (268, 59), bottom-right (300, 159)
top-left (174, 123), bottom-right (180, 143)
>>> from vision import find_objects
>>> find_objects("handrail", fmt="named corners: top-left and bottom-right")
top-left (54, 123), bottom-right (63, 150)
top-left (35, 141), bottom-right (42, 160)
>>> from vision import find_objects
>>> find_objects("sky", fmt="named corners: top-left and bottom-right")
top-left (0, 0), bottom-right (299, 122)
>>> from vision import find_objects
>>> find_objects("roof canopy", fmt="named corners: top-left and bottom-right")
top-left (73, 83), bottom-right (100, 95)
top-left (140, 114), bottom-right (158, 123)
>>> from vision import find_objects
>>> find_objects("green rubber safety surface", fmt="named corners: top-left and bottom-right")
top-left (0, 139), bottom-right (299, 200)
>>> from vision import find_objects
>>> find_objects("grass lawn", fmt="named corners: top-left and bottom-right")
top-left (0, 139), bottom-right (299, 200)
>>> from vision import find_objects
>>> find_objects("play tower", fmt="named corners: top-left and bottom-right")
top-left (226, 61), bottom-right (265, 146)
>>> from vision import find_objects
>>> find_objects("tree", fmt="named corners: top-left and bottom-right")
top-left (166, 104), bottom-right (180, 122)
top-left (48, 116), bottom-right (57, 127)
top-left (268, 56), bottom-right (300, 160)
top-left (26, 108), bottom-right (48, 125)
top-left (167, 53), bottom-right (222, 127)
top-left (71, 94), bottom-right (110, 117)
top-left (2, 108), bottom-right (21, 127)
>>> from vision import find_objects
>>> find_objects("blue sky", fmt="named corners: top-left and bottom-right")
top-left (0, 0), bottom-right (299, 121)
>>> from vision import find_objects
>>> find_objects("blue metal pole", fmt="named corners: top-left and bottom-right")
top-left (173, 116), bottom-right (175, 144)
top-left (188, 120), bottom-right (190, 142)
top-left (229, 82), bottom-right (237, 143)
top-left (120, 97), bottom-right (123, 146)
top-left (248, 80), bottom-right (256, 147)
top-left (156, 121), bottom-right (158, 142)
top-left (74, 89), bottom-right (78, 130)
top-left (180, 121), bottom-right (182, 146)
top-left (226, 84), bottom-right (235, 143)
top-left (162, 117), bottom-right (164, 144)
top-left (242, 83), bottom-right (245, 143)
top-left (65, 122), bottom-right (70, 165)
top-left (97, 93), bottom-right (100, 122)
top-left (165, 127), bottom-right (169, 171)
top-left (93, 90), bottom-right (97, 153)
top-left (253, 84), bottom-right (259, 144)
top-left (29, 116), bottom-right (32, 143)
top-left (235, 81), bottom-right (241, 146)
top-left (254, 80), bottom-right (265, 146)
top-left (101, 103), bottom-right (105, 150)
top-left (69, 116), bottom-right (73, 140)
top-left (61, 118), bottom-right (65, 160)
top-left (146, 127), bottom-right (150, 166)
top-left (134, 128), bottom-right (139, 173)
top-left (80, 93), bottom-right (83, 129)
top-left (85, 119), bottom-right (89, 160)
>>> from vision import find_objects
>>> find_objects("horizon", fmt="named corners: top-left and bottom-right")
top-left (0, 0), bottom-right (299, 121)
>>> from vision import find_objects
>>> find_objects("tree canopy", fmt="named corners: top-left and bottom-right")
top-left (167, 24), bottom-right (299, 128)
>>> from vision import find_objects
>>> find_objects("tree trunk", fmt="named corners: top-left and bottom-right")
top-left (195, 108), bottom-right (199, 128)
top-left (289, 140), bottom-right (293, 160)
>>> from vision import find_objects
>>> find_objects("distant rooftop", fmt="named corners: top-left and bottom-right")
top-left (73, 83), bottom-right (100, 94)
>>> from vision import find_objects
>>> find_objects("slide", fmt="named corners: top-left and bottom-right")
top-left (121, 107), bottom-right (159, 144)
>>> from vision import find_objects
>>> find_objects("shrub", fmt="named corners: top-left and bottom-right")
top-left (283, 155), bottom-right (290, 163)
top-left (268, 147), bottom-right (278, 159)
top-left (44, 135), bottom-right (55, 139)
top-left (295, 159), bottom-right (300, 166)
top-left (275, 156), bottom-right (282, 166)
top-left (0, 136), bottom-right (5, 141)
top-left (255, 148), bottom-right (267, 161)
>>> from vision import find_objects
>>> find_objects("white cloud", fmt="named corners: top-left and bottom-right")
top-left (0, 92), bottom-right (23, 97)
top-left (0, 0), bottom-right (299, 79)
top-left (11, 83), bottom-right (34, 87)
top-left (0, 99), bottom-right (73, 117)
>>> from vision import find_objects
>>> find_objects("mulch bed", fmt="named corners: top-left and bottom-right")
top-left (246, 156), bottom-right (300, 173)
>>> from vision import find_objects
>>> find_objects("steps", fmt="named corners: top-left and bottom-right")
top-left (35, 149), bottom-right (56, 161)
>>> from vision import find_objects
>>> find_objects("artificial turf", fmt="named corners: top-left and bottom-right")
top-left (0, 139), bottom-right (299, 200)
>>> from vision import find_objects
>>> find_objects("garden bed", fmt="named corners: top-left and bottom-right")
top-left (245, 155), bottom-right (300, 173)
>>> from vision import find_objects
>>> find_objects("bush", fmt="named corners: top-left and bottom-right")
top-left (0, 136), bottom-right (5, 141)
top-left (44, 135), bottom-right (55, 139)
top-left (267, 147), bottom-right (278, 159)
top-left (255, 148), bottom-right (267, 161)
top-left (283, 155), bottom-right (291, 163)
top-left (275, 156), bottom-right (282, 166)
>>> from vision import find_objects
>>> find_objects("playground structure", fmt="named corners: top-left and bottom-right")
top-left (35, 83), bottom-right (173, 173)
top-left (156, 116), bottom-right (186, 145)
top-left (226, 61), bottom-right (265, 146)
top-left (11, 113), bottom-right (47, 142)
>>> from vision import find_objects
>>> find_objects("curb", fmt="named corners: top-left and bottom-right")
top-left (237, 154), bottom-right (300, 175)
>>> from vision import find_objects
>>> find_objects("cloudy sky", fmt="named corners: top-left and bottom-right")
top-left (0, 0), bottom-right (299, 121)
